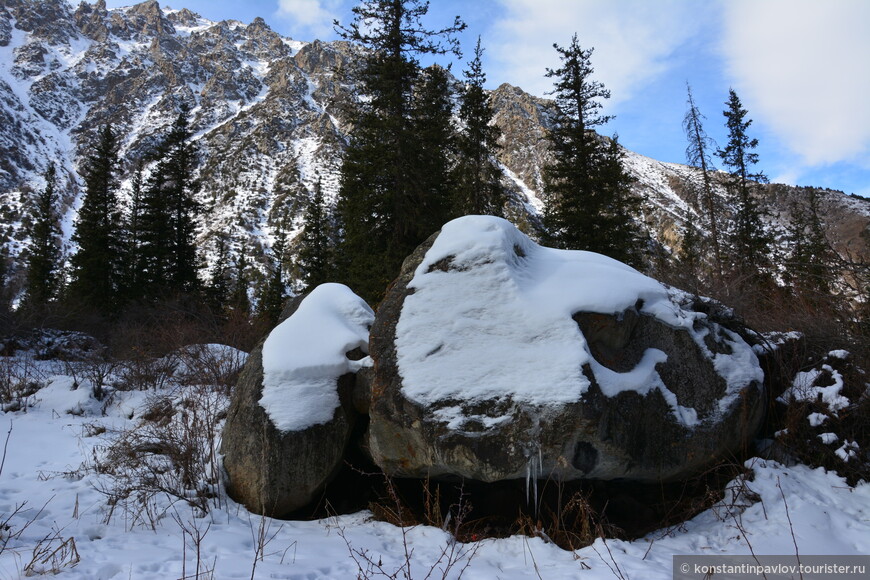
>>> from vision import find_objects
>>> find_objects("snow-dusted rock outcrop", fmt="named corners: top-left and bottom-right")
top-left (221, 283), bottom-right (373, 517)
top-left (368, 216), bottom-right (766, 483)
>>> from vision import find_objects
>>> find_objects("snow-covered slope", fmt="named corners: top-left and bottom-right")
top-left (0, 0), bottom-right (357, 277)
top-left (0, 0), bottom-right (867, 292)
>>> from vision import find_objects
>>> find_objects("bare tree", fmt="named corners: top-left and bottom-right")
top-left (682, 83), bottom-right (722, 279)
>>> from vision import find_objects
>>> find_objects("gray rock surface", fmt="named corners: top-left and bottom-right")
top-left (221, 287), bottom-right (371, 517)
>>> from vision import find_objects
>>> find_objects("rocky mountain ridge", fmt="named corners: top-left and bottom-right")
top-left (1, 0), bottom-right (867, 293)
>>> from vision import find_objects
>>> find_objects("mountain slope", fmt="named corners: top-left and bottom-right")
top-left (1, 0), bottom-right (867, 294)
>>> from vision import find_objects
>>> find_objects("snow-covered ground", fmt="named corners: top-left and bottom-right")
top-left (0, 347), bottom-right (867, 580)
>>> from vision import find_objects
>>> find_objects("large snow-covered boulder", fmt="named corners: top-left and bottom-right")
top-left (221, 284), bottom-right (374, 517)
top-left (368, 216), bottom-right (766, 483)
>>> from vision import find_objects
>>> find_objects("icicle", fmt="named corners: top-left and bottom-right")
top-left (534, 447), bottom-right (542, 516)
top-left (525, 446), bottom-right (543, 517)
top-left (525, 461), bottom-right (531, 505)
top-left (532, 475), bottom-right (538, 516)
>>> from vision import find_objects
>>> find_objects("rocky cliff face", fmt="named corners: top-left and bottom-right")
top-left (1, 0), bottom-right (358, 269)
top-left (0, 0), bottom-right (868, 289)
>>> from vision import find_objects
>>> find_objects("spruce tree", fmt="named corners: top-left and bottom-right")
top-left (258, 221), bottom-right (289, 325)
top-left (121, 159), bottom-right (146, 302)
top-left (455, 37), bottom-right (506, 216)
top-left (716, 89), bottom-right (774, 281)
top-left (542, 35), bottom-right (643, 264)
top-left (677, 211), bottom-right (703, 294)
top-left (207, 234), bottom-right (231, 312)
top-left (0, 246), bottom-right (10, 317)
top-left (69, 124), bottom-right (123, 311)
top-left (594, 134), bottom-right (644, 266)
top-left (137, 163), bottom-right (173, 298)
top-left (25, 163), bottom-right (62, 307)
top-left (229, 245), bottom-right (251, 317)
top-left (785, 189), bottom-right (836, 298)
top-left (296, 179), bottom-right (334, 292)
top-left (138, 106), bottom-right (201, 299)
top-left (543, 34), bottom-right (610, 251)
top-left (334, 0), bottom-right (465, 303)
top-left (682, 83), bottom-right (722, 278)
top-left (411, 64), bottom-right (455, 231)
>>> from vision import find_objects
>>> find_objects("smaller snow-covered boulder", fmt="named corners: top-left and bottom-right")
top-left (221, 284), bottom-right (374, 517)
top-left (368, 216), bottom-right (766, 483)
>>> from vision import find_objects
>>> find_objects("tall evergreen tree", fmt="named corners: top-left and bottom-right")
top-left (411, 64), bottom-right (455, 228)
top-left (121, 159), bottom-right (146, 301)
top-left (542, 35), bottom-right (643, 264)
top-left (543, 35), bottom-right (611, 251)
top-left (258, 220), bottom-right (289, 324)
top-left (678, 211), bottom-right (703, 294)
top-left (138, 106), bottom-right (201, 299)
top-left (25, 163), bottom-right (62, 307)
top-left (454, 37), bottom-right (506, 216)
top-left (229, 245), bottom-right (251, 317)
top-left (296, 179), bottom-right (334, 292)
top-left (785, 189), bottom-right (837, 298)
top-left (137, 167), bottom-right (173, 298)
top-left (0, 245), bottom-right (10, 317)
top-left (206, 234), bottom-right (231, 312)
top-left (682, 83), bottom-right (722, 278)
top-left (716, 89), bottom-right (773, 280)
top-left (69, 124), bottom-right (123, 311)
top-left (594, 134), bottom-right (644, 266)
top-left (334, 0), bottom-right (465, 303)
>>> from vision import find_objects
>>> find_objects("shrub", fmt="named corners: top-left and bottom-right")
top-left (90, 382), bottom-right (230, 527)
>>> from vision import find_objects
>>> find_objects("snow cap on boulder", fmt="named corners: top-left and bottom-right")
top-left (260, 282), bottom-right (373, 432)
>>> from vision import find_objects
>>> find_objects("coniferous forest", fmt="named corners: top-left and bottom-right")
top-left (1, 0), bottom-right (865, 367)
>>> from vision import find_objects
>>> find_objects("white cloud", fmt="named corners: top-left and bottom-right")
top-left (486, 0), bottom-right (707, 101)
top-left (721, 0), bottom-right (870, 166)
top-left (274, 0), bottom-right (341, 39)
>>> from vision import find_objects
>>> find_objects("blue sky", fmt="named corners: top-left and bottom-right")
top-left (102, 0), bottom-right (870, 198)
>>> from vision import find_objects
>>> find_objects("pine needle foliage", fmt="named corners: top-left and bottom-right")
top-left (542, 35), bottom-right (644, 266)
top-left (136, 105), bottom-right (202, 300)
top-left (297, 180), bottom-right (335, 293)
top-left (334, 0), bottom-right (465, 304)
top-left (716, 89), bottom-right (775, 282)
top-left (682, 83), bottom-right (722, 278)
top-left (454, 37), bottom-right (506, 217)
top-left (785, 188), bottom-right (838, 299)
top-left (24, 163), bottom-right (62, 308)
top-left (69, 123), bottom-right (124, 311)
